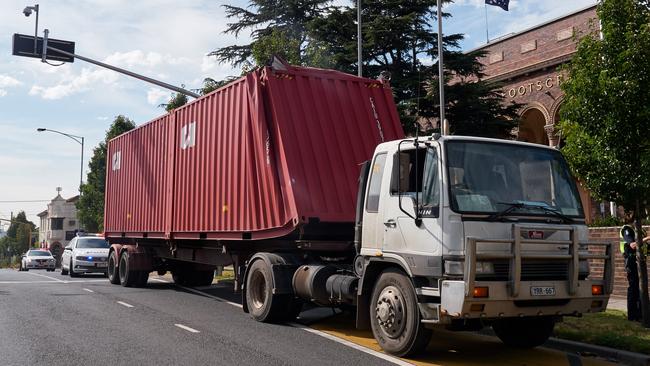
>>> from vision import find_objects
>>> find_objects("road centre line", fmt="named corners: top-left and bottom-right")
top-left (83, 288), bottom-right (94, 293)
top-left (117, 301), bottom-right (134, 308)
top-left (177, 284), bottom-right (411, 366)
top-left (175, 324), bottom-right (201, 333)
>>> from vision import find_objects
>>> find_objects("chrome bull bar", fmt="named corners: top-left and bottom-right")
top-left (464, 224), bottom-right (614, 298)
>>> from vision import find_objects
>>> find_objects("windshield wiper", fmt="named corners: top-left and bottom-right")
top-left (488, 201), bottom-right (574, 223)
top-left (487, 202), bottom-right (525, 222)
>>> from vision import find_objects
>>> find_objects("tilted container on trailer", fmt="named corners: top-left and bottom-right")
top-left (104, 61), bottom-right (404, 281)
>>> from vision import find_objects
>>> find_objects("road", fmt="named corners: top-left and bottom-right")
top-left (0, 268), bottom-right (615, 366)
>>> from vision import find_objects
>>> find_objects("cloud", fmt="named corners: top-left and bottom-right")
top-left (28, 67), bottom-right (119, 100)
top-left (147, 88), bottom-right (169, 105)
top-left (0, 74), bottom-right (22, 97)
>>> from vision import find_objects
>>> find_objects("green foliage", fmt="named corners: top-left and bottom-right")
top-left (559, 0), bottom-right (650, 212)
top-left (161, 90), bottom-right (189, 112)
top-left (589, 215), bottom-right (624, 227)
top-left (0, 211), bottom-right (35, 257)
top-left (200, 77), bottom-right (237, 95)
top-left (251, 28), bottom-right (302, 65)
top-left (77, 116), bottom-right (136, 232)
top-left (555, 309), bottom-right (650, 354)
top-left (209, 0), bottom-right (330, 66)
top-left (213, 0), bottom-right (518, 137)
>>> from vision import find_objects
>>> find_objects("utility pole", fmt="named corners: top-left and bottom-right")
top-left (357, 0), bottom-right (362, 77)
top-left (436, 0), bottom-right (447, 135)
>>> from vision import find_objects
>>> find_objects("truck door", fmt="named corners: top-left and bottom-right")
top-left (383, 147), bottom-right (443, 268)
top-left (361, 153), bottom-right (388, 251)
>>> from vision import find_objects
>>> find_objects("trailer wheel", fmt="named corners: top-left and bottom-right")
top-left (370, 268), bottom-right (431, 357)
top-left (246, 259), bottom-right (290, 322)
top-left (107, 250), bottom-right (120, 285)
top-left (492, 317), bottom-right (555, 348)
top-left (135, 271), bottom-right (149, 287)
top-left (119, 251), bottom-right (137, 287)
top-left (172, 268), bottom-right (188, 285)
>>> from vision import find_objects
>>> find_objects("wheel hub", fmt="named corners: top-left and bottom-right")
top-left (375, 285), bottom-right (406, 339)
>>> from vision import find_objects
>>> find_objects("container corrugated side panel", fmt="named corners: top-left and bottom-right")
top-left (171, 72), bottom-right (296, 239)
top-left (104, 114), bottom-right (173, 238)
top-left (262, 67), bottom-right (404, 223)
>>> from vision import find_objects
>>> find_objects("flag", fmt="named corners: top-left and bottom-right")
top-left (486, 0), bottom-right (509, 11)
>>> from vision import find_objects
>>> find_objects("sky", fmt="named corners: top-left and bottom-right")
top-left (0, 0), bottom-right (597, 227)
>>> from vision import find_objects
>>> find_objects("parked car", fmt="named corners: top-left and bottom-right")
top-left (61, 234), bottom-right (110, 277)
top-left (20, 250), bottom-right (56, 271)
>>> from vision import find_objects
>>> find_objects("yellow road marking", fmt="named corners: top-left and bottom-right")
top-left (310, 313), bottom-right (615, 366)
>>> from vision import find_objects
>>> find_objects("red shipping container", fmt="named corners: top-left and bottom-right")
top-left (104, 63), bottom-right (404, 241)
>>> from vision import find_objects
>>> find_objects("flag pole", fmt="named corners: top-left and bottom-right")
top-left (484, 4), bottom-right (490, 43)
top-left (437, 0), bottom-right (446, 135)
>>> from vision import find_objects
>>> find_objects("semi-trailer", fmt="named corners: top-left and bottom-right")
top-left (104, 59), bottom-right (613, 356)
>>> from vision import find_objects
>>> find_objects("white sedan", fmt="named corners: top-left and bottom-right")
top-left (20, 250), bottom-right (56, 271)
top-left (61, 235), bottom-right (110, 277)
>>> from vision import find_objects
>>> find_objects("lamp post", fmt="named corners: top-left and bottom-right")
top-left (36, 128), bottom-right (84, 195)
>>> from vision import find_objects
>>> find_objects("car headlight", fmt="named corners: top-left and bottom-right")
top-left (26, 259), bottom-right (32, 263)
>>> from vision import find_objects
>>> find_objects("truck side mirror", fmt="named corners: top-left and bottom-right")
top-left (390, 152), bottom-right (410, 194)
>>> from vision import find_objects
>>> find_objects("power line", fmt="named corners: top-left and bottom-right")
top-left (0, 200), bottom-right (50, 203)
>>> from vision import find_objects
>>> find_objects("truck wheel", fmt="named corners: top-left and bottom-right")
top-left (119, 251), bottom-right (137, 287)
top-left (172, 268), bottom-right (188, 285)
top-left (370, 268), bottom-right (431, 357)
top-left (492, 317), bottom-right (555, 348)
top-left (107, 250), bottom-right (120, 285)
top-left (245, 259), bottom-right (290, 323)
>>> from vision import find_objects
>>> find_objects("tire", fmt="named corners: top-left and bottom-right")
top-left (118, 251), bottom-right (137, 287)
top-left (172, 268), bottom-right (188, 286)
top-left (492, 317), bottom-right (555, 349)
top-left (369, 268), bottom-right (432, 357)
top-left (69, 260), bottom-right (79, 277)
top-left (61, 261), bottom-right (69, 275)
top-left (107, 250), bottom-right (120, 285)
top-left (245, 259), bottom-right (292, 323)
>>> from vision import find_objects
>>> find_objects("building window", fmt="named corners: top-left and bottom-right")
top-left (65, 231), bottom-right (76, 241)
top-left (68, 220), bottom-right (76, 226)
top-left (51, 218), bottom-right (64, 230)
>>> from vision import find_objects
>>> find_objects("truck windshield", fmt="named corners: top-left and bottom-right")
top-left (445, 140), bottom-right (584, 218)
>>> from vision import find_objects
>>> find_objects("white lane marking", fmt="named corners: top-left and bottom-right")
top-left (176, 286), bottom-right (410, 366)
top-left (83, 288), bottom-right (94, 293)
top-left (24, 271), bottom-right (66, 283)
top-left (176, 284), bottom-right (243, 309)
top-left (174, 324), bottom-right (200, 333)
top-left (290, 322), bottom-right (414, 366)
top-left (117, 301), bottom-right (134, 308)
top-left (151, 278), bottom-right (170, 283)
top-left (0, 281), bottom-right (69, 284)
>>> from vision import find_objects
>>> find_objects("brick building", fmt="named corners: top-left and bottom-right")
top-left (472, 5), bottom-right (602, 219)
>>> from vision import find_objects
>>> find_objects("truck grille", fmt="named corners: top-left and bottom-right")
top-left (478, 261), bottom-right (569, 281)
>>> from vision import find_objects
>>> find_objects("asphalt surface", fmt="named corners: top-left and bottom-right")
top-left (0, 268), bottom-right (392, 366)
top-left (0, 268), bottom-right (618, 366)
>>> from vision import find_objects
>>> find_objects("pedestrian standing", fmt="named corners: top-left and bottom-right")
top-left (620, 222), bottom-right (649, 321)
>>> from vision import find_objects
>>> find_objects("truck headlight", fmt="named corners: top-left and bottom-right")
top-left (444, 260), bottom-right (464, 275)
top-left (476, 261), bottom-right (495, 275)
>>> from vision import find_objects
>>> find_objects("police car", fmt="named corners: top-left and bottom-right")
top-left (60, 233), bottom-right (110, 277)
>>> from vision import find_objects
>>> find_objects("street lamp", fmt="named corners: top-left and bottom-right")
top-left (36, 128), bottom-right (84, 195)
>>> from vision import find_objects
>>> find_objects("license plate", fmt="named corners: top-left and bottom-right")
top-left (530, 286), bottom-right (555, 296)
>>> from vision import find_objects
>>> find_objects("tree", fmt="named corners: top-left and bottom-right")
top-left (209, 0), bottom-right (330, 66)
top-left (308, 1), bottom-right (518, 136)
top-left (77, 116), bottom-right (136, 232)
top-left (2, 212), bottom-right (35, 256)
top-left (559, 0), bottom-right (650, 326)
top-left (160, 89), bottom-right (189, 112)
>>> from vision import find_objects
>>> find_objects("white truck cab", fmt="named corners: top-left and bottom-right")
top-left (357, 135), bottom-right (613, 355)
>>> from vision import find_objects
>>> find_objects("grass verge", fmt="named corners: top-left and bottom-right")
top-left (554, 309), bottom-right (650, 354)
